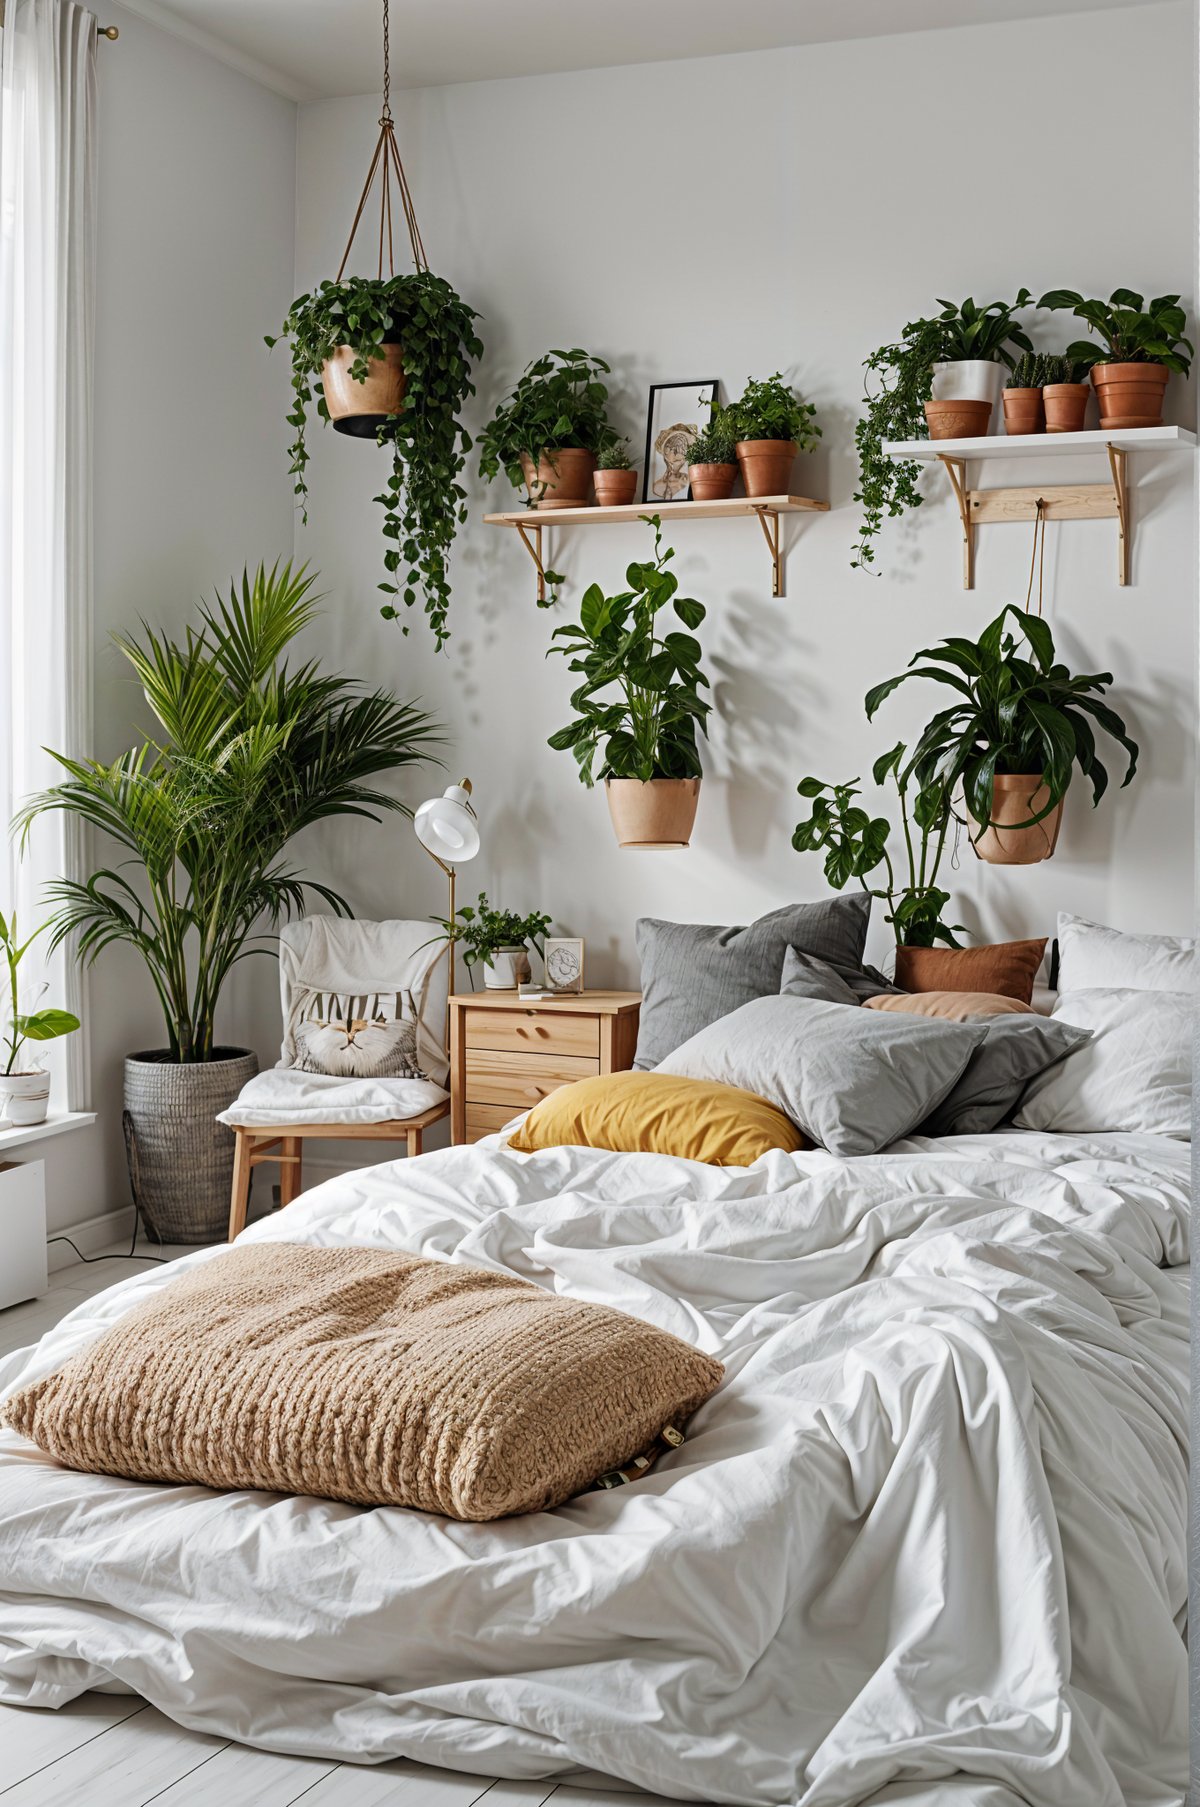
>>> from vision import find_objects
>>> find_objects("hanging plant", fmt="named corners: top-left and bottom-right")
top-left (265, 2), bottom-right (483, 651)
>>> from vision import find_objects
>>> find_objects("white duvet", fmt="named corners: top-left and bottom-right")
top-left (0, 1130), bottom-right (1188, 1807)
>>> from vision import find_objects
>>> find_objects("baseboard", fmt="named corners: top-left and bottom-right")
top-left (46, 1204), bottom-right (136, 1271)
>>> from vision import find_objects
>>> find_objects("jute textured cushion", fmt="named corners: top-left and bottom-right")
top-left (3, 1245), bottom-right (724, 1521)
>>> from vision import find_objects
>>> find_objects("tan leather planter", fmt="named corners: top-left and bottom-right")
top-left (688, 463), bottom-right (737, 501)
top-left (1043, 383), bottom-right (1090, 433)
top-left (1091, 362), bottom-right (1169, 430)
top-left (970, 775), bottom-right (1063, 865)
top-left (593, 468), bottom-right (638, 507)
top-left (924, 399), bottom-right (992, 439)
top-left (735, 440), bottom-right (796, 497)
top-left (605, 777), bottom-right (700, 849)
top-left (519, 448), bottom-right (596, 509)
top-left (321, 344), bottom-right (406, 437)
top-left (1002, 389), bottom-right (1044, 435)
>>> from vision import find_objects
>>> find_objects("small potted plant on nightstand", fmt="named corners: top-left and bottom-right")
top-left (428, 894), bottom-right (552, 990)
top-left (593, 439), bottom-right (639, 507)
top-left (725, 374), bottom-right (821, 497)
top-left (686, 408), bottom-right (739, 500)
top-left (478, 347), bottom-right (617, 509)
top-left (0, 913), bottom-right (80, 1126)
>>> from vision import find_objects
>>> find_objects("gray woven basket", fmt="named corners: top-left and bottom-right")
top-left (123, 1048), bottom-right (258, 1244)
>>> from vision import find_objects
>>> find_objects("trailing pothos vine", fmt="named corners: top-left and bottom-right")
top-left (267, 272), bottom-right (483, 651)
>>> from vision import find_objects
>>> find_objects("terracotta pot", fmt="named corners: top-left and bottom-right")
top-left (969, 775), bottom-right (1063, 865)
top-left (605, 777), bottom-right (700, 849)
top-left (688, 462), bottom-right (737, 501)
top-left (1002, 389), bottom-right (1044, 435)
top-left (735, 439), bottom-right (796, 498)
top-left (1091, 362), bottom-right (1169, 429)
top-left (1043, 383), bottom-right (1090, 433)
top-left (593, 468), bottom-right (639, 507)
top-left (519, 448), bottom-right (596, 509)
top-left (924, 399), bottom-right (992, 440)
top-left (321, 344), bottom-right (406, 438)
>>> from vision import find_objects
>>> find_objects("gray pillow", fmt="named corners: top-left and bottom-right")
top-left (918, 1016), bottom-right (1093, 1137)
top-left (634, 894), bottom-right (871, 1070)
top-left (657, 994), bottom-right (986, 1156)
top-left (779, 946), bottom-right (862, 1005)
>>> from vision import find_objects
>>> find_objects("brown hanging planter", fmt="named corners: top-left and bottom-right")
top-left (969, 776), bottom-right (1064, 864)
top-left (321, 343), bottom-right (407, 437)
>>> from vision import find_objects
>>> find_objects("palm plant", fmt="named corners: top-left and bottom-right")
top-left (18, 563), bottom-right (441, 1062)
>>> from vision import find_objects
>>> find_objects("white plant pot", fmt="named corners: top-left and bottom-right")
top-left (484, 947), bottom-right (531, 990)
top-left (0, 1071), bottom-right (51, 1127)
top-left (931, 359), bottom-right (1004, 420)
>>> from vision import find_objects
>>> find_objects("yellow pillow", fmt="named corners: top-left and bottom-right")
top-left (507, 1070), bottom-right (806, 1165)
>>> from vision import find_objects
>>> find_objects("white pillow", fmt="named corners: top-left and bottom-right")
top-left (1014, 987), bottom-right (1192, 1138)
top-left (1056, 913), bottom-right (1194, 993)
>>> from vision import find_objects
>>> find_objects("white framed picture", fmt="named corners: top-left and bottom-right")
top-left (544, 938), bottom-right (585, 994)
top-left (641, 380), bottom-right (718, 504)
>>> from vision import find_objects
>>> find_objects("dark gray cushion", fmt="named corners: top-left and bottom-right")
top-left (779, 947), bottom-right (862, 1005)
top-left (657, 994), bottom-right (985, 1156)
top-left (918, 1017), bottom-right (1093, 1137)
top-left (633, 894), bottom-right (871, 1070)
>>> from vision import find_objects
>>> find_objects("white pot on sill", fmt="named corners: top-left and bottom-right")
top-left (931, 359), bottom-right (1005, 419)
top-left (0, 1070), bottom-right (51, 1126)
top-left (483, 946), bottom-right (531, 990)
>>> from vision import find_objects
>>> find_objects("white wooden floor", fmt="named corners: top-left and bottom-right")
top-left (0, 1242), bottom-right (690, 1807)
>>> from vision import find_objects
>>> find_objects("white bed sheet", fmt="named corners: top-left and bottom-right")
top-left (0, 1129), bottom-right (1188, 1807)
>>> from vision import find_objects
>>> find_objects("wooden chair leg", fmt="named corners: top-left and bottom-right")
top-left (279, 1137), bottom-right (302, 1207)
top-left (406, 1126), bottom-right (422, 1159)
top-left (228, 1130), bottom-right (253, 1242)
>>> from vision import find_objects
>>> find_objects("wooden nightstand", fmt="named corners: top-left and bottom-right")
top-left (449, 990), bottom-right (642, 1144)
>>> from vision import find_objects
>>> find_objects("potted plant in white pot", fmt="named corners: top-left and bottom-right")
top-left (547, 517), bottom-right (711, 849)
top-left (0, 913), bottom-right (80, 1126)
top-left (925, 290), bottom-right (1034, 433)
top-left (1038, 287), bottom-right (1193, 429)
top-left (20, 562), bottom-right (441, 1241)
top-left (427, 893), bottom-right (552, 990)
top-left (478, 347), bottom-right (617, 511)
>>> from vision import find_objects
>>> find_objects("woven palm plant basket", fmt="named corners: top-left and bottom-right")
top-left (123, 1048), bottom-right (258, 1243)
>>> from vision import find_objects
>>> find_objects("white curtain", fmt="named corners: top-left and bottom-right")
top-left (0, 0), bottom-right (96, 1109)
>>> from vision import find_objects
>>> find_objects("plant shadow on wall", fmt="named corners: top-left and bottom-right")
top-left (708, 604), bottom-right (822, 866)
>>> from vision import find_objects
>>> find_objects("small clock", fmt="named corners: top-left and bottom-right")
top-left (543, 937), bottom-right (585, 994)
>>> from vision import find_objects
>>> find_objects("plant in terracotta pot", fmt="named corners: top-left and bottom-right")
top-left (1002, 352), bottom-right (1052, 435)
top-left (426, 893), bottom-right (552, 990)
top-left (865, 605), bottom-right (1139, 866)
top-left (547, 517), bottom-right (711, 849)
top-left (686, 409), bottom-right (739, 501)
top-left (593, 439), bottom-right (639, 507)
top-left (0, 913), bottom-right (80, 1126)
top-left (725, 374), bottom-right (820, 498)
top-left (478, 347), bottom-right (617, 510)
top-left (1040, 354), bottom-right (1092, 433)
top-left (1038, 288), bottom-right (1193, 429)
top-left (266, 272), bottom-right (482, 651)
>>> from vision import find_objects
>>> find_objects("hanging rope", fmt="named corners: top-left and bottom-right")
top-left (336, 0), bottom-right (428, 282)
top-left (1024, 497), bottom-right (1048, 617)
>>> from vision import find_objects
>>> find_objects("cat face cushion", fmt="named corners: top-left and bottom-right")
top-left (290, 989), bottom-right (425, 1080)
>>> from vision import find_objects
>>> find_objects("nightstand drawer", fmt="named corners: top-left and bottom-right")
top-left (466, 1050), bottom-right (598, 1110)
top-left (462, 1008), bottom-right (601, 1060)
top-left (465, 1101), bottom-right (525, 1140)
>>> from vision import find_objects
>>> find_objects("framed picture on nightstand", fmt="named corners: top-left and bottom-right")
top-left (544, 938), bottom-right (585, 994)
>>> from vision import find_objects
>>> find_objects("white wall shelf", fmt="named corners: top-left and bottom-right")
top-left (483, 493), bottom-right (829, 602)
top-left (880, 425), bottom-right (1196, 588)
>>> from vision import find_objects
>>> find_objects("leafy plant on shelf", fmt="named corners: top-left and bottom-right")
top-left (427, 893), bottom-right (552, 983)
top-left (687, 409), bottom-right (738, 465)
top-left (547, 517), bottom-right (711, 785)
top-left (853, 291), bottom-right (1033, 571)
top-left (597, 439), bottom-right (634, 471)
top-left (726, 374), bottom-right (821, 448)
top-left (266, 273), bottom-right (483, 651)
top-left (0, 914), bottom-right (80, 1076)
top-left (478, 348), bottom-right (618, 498)
top-left (1038, 288), bottom-right (1194, 373)
top-left (793, 750), bottom-right (962, 949)
top-left (864, 604), bottom-right (1139, 842)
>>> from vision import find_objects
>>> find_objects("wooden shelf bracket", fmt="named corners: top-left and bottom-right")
top-left (935, 446), bottom-right (1132, 590)
top-left (1107, 444), bottom-right (1129, 586)
top-left (514, 519), bottom-right (546, 604)
top-left (752, 504), bottom-right (784, 597)
top-left (936, 454), bottom-right (973, 589)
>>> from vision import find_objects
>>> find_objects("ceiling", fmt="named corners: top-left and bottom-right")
top-left (117, 0), bottom-right (1173, 103)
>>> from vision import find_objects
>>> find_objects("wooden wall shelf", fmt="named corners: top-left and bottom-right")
top-left (483, 493), bottom-right (829, 602)
top-left (881, 425), bottom-right (1195, 589)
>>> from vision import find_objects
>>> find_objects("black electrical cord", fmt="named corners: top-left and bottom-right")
top-left (48, 1213), bottom-right (167, 1267)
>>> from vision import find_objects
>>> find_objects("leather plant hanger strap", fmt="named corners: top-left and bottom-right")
top-left (1025, 497), bottom-right (1048, 618)
top-left (336, 0), bottom-right (428, 281)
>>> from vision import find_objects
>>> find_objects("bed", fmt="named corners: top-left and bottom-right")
top-left (0, 1125), bottom-right (1188, 1807)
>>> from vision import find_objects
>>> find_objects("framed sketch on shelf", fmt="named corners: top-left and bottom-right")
top-left (544, 938), bottom-right (585, 994)
top-left (641, 380), bottom-right (717, 505)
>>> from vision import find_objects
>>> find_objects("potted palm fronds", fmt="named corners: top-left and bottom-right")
top-left (20, 563), bottom-right (441, 1240)
top-left (1038, 288), bottom-right (1193, 428)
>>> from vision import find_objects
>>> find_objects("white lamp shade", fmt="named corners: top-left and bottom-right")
top-left (414, 783), bottom-right (480, 864)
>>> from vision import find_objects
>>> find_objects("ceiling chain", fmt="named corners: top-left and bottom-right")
top-left (335, 0), bottom-right (427, 282)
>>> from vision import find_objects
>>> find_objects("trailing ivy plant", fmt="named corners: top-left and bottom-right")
top-left (478, 348), bottom-right (617, 498)
top-left (546, 517), bottom-right (711, 785)
top-left (1038, 288), bottom-right (1194, 373)
top-left (726, 374), bottom-right (821, 448)
top-left (266, 272), bottom-right (483, 651)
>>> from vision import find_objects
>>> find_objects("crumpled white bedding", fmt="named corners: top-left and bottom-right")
top-left (0, 1129), bottom-right (1188, 1807)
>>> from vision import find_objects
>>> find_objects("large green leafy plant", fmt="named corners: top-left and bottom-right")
top-left (266, 272), bottom-right (483, 650)
top-left (547, 518), bottom-right (711, 785)
top-left (19, 564), bottom-right (441, 1062)
top-left (1, 914), bottom-right (80, 1075)
top-left (477, 348), bottom-right (617, 497)
top-left (726, 374), bottom-right (821, 448)
top-left (864, 605), bottom-right (1139, 839)
top-left (1038, 288), bottom-right (1193, 373)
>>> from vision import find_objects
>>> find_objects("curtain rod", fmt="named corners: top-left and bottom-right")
top-left (97, 25), bottom-right (119, 39)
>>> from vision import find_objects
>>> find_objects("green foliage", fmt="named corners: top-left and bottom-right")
top-left (864, 605), bottom-right (1139, 844)
top-left (427, 892), bottom-right (552, 974)
top-left (1038, 288), bottom-right (1193, 375)
top-left (687, 408), bottom-right (738, 465)
top-left (1040, 353), bottom-right (1090, 386)
top-left (18, 564), bottom-right (442, 1063)
top-left (0, 913), bottom-right (80, 1076)
top-left (725, 374), bottom-right (821, 448)
top-left (792, 750), bottom-right (961, 949)
top-left (478, 348), bottom-right (617, 497)
top-left (853, 293), bottom-right (1033, 571)
top-left (1006, 352), bottom-right (1055, 390)
top-left (597, 438), bottom-right (634, 471)
top-left (266, 273), bottom-right (482, 651)
top-left (547, 518), bottom-right (711, 786)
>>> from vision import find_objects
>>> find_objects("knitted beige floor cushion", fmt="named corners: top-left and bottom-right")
top-left (3, 1244), bottom-right (724, 1521)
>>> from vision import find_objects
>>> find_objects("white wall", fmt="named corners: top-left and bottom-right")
top-left (289, 0), bottom-right (1195, 1041)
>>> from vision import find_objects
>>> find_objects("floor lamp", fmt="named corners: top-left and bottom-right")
top-left (413, 779), bottom-right (480, 1003)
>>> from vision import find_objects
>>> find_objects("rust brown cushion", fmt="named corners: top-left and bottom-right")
top-left (893, 939), bottom-right (1047, 1005)
top-left (865, 989), bottom-right (1036, 1022)
top-left (2, 1245), bottom-right (724, 1521)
